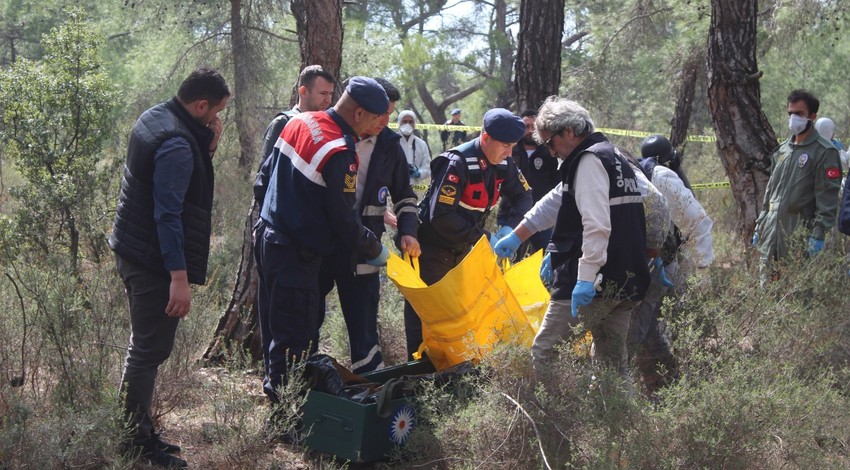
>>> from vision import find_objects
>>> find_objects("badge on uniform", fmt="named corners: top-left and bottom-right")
top-left (344, 174), bottom-right (357, 192)
top-left (349, 163), bottom-right (358, 172)
top-left (447, 173), bottom-right (459, 183)
top-left (518, 172), bottom-right (530, 191)
top-left (438, 184), bottom-right (456, 204)
top-left (378, 186), bottom-right (389, 204)
top-left (798, 153), bottom-right (809, 168)
top-left (534, 157), bottom-right (543, 170)
top-left (826, 167), bottom-right (841, 180)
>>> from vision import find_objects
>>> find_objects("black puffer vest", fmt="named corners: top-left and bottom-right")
top-left (109, 97), bottom-right (215, 285)
top-left (550, 132), bottom-right (649, 302)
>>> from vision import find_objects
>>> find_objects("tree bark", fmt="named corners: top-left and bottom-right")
top-left (669, 48), bottom-right (703, 151)
top-left (205, 0), bottom-right (345, 364)
top-left (230, 0), bottom-right (260, 170)
top-left (515, 0), bottom-right (565, 113)
top-left (291, 0), bottom-right (344, 101)
top-left (492, 0), bottom-right (515, 109)
top-left (706, 0), bottom-right (775, 242)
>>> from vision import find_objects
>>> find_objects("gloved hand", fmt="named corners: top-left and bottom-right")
top-left (366, 246), bottom-right (390, 266)
top-left (570, 280), bottom-right (595, 318)
top-left (807, 237), bottom-right (824, 257)
top-left (654, 257), bottom-right (673, 288)
top-left (751, 232), bottom-right (759, 247)
top-left (408, 163), bottom-right (421, 179)
top-left (493, 232), bottom-right (521, 258)
top-left (495, 225), bottom-right (513, 239)
top-left (539, 253), bottom-right (552, 285)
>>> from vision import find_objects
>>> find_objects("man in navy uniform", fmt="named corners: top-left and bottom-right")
top-left (497, 109), bottom-right (560, 259)
top-left (254, 77), bottom-right (390, 402)
top-left (318, 78), bottom-right (420, 373)
top-left (404, 108), bottom-right (533, 358)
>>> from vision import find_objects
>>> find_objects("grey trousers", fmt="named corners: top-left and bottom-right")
top-left (532, 297), bottom-right (635, 378)
top-left (116, 254), bottom-right (180, 440)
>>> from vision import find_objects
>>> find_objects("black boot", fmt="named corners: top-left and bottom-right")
top-left (123, 436), bottom-right (187, 468)
top-left (151, 431), bottom-right (182, 454)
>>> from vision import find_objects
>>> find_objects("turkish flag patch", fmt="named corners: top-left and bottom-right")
top-left (349, 163), bottom-right (358, 172)
top-left (447, 174), bottom-right (459, 183)
top-left (826, 167), bottom-right (841, 180)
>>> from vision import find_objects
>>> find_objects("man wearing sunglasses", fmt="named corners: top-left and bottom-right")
top-left (493, 97), bottom-right (650, 379)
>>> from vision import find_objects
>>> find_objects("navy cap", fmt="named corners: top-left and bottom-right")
top-left (451, 108), bottom-right (461, 115)
top-left (483, 108), bottom-right (525, 143)
top-left (346, 76), bottom-right (389, 115)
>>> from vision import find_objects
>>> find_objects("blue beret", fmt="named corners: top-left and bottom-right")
top-left (346, 76), bottom-right (389, 115)
top-left (451, 108), bottom-right (461, 115)
top-left (483, 108), bottom-right (525, 143)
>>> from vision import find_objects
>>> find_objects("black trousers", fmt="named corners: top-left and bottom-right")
top-left (116, 254), bottom-right (179, 440)
top-left (318, 243), bottom-right (383, 373)
top-left (402, 242), bottom-right (469, 359)
top-left (254, 221), bottom-right (322, 401)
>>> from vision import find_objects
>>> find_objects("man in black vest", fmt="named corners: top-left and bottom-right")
top-left (494, 97), bottom-right (650, 379)
top-left (405, 108), bottom-right (533, 359)
top-left (109, 67), bottom-right (230, 468)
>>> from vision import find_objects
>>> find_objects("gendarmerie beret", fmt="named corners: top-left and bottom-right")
top-left (345, 76), bottom-right (389, 115)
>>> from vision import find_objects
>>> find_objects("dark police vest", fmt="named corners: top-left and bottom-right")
top-left (550, 133), bottom-right (649, 302)
top-left (260, 111), bottom-right (352, 255)
top-left (109, 97), bottom-right (216, 285)
top-left (418, 140), bottom-right (508, 251)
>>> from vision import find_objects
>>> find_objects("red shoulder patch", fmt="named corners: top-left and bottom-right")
top-left (447, 173), bottom-right (459, 183)
top-left (826, 167), bottom-right (841, 180)
top-left (349, 163), bottom-right (358, 172)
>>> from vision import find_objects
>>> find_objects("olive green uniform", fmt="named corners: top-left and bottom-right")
top-left (755, 131), bottom-right (842, 263)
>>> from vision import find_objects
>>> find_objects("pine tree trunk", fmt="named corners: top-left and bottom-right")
top-left (706, 0), bottom-right (775, 241)
top-left (205, 0), bottom-right (345, 364)
top-left (670, 48), bottom-right (703, 150)
top-left (230, 0), bottom-right (260, 170)
top-left (515, 0), bottom-right (565, 112)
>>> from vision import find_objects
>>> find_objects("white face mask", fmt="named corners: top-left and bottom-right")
top-left (399, 123), bottom-right (414, 136)
top-left (788, 114), bottom-right (809, 136)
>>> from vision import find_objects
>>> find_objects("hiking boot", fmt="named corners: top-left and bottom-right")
top-left (151, 431), bottom-right (181, 454)
top-left (124, 437), bottom-right (188, 468)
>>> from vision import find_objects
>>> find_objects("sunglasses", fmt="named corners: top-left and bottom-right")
top-left (545, 128), bottom-right (565, 148)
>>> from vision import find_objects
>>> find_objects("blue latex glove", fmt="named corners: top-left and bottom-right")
top-left (493, 232), bottom-right (521, 258)
top-left (751, 232), bottom-right (759, 247)
top-left (654, 257), bottom-right (673, 288)
top-left (540, 253), bottom-right (552, 285)
top-left (495, 225), bottom-right (514, 239)
top-left (570, 280), bottom-right (595, 318)
top-left (489, 233), bottom-right (500, 250)
top-left (807, 237), bottom-right (824, 257)
top-left (366, 246), bottom-right (390, 266)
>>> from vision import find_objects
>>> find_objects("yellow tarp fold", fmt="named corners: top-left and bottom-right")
top-left (386, 236), bottom-right (550, 370)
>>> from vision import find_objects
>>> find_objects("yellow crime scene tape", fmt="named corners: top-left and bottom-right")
top-left (411, 181), bottom-right (730, 191)
top-left (392, 123), bottom-right (727, 189)
top-left (388, 122), bottom-right (718, 142)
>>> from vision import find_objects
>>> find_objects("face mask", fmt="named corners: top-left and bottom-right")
top-left (788, 114), bottom-right (809, 136)
top-left (399, 123), bottom-right (414, 136)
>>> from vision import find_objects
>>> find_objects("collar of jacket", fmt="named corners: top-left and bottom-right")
top-left (563, 131), bottom-right (608, 163)
top-left (164, 97), bottom-right (215, 152)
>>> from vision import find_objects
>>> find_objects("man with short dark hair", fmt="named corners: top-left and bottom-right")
top-left (254, 65), bottom-right (336, 205)
top-left (405, 108), bottom-right (533, 358)
top-left (255, 77), bottom-right (389, 403)
top-left (754, 89), bottom-right (842, 277)
top-left (497, 109), bottom-right (560, 259)
top-left (318, 78), bottom-right (420, 373)
top-left (110, 67), bottom-right (230, 468)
